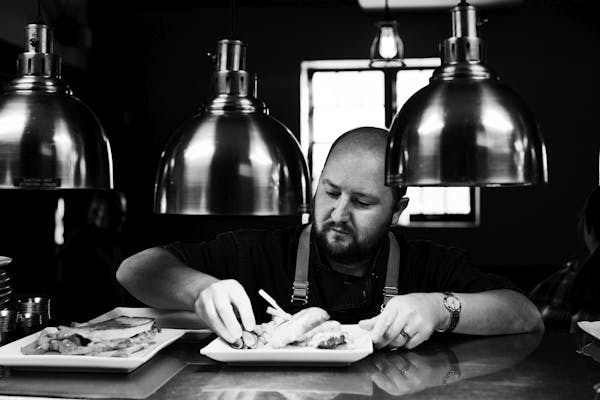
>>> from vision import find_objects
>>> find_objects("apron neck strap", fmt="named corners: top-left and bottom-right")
top-left (291, 224), bottom-right (401, 310)
top-left (382, 230), bottom-right (400, 311)
top-left (291, 224), bottom-right (312, 305)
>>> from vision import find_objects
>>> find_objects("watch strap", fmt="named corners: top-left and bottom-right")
top-left (437, 292), bottom-right (461, 333)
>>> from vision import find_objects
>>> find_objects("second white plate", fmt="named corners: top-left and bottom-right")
top-left (0, 328), bottom-right (185, 373)
top-left (578, 320), bottom-right (600, 340)
top-left (200, 324), bottom-right (373, 366)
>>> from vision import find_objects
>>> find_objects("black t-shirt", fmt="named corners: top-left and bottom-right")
top-left (165, 224), bottom-right (518, 324)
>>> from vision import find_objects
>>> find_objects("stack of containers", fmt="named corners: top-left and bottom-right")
top-left (0, 257), bottom-right (53, 340)
top-left (0, 256), bottom-right (12, 309)
top-left (17, 297), bottom-right (51, 336)
top-left (0, 309), bottom-right (17, 345)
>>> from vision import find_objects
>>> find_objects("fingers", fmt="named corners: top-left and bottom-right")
top-left (195, 280), bottom-right (256, 344)
top-left (369, 311), bottom-right (393, 343)
top-left (402, 329), bottom-right (431, 350)
top-left (197, 292), bottom-right (236, 343)
top-left (366, 294), bottom-right (441, 350)
top-left (388, 326), bottom-right (415, 349)
top-left (358, 316), bottom-right (376, 330)
top-left (230, 288), bottom-right (256, 332)
top-left (369, 308), bottom-right (410, 350)
top-left (378, 313), bottom-right (408, 350)
top-left (213, 289), bottom-right (243, 340)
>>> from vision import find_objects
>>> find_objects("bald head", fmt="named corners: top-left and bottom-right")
top-left (326, 127), bottom-right (389, 165)
top-left (324, 127), bottom-right (406, 199)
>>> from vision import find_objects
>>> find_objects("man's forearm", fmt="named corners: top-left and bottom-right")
top-left (116, 247), bottom-right (219, 311)
top-left (451, 289), bottom-right (544, 335)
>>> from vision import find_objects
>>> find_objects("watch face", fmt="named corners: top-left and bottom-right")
top-left (446, 295), bottom-right (461, 311)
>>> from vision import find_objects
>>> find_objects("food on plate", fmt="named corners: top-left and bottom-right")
top-left (267, 307), bottom-right (329, 348)
top-left (231, 307), bottom-right (347, 350)
top-left (20, 316), bottom-right (159, 357)
top-left (298, 320), bottom-right (346, 349)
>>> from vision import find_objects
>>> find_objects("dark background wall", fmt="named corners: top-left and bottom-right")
top-left (87, 1), bottom-right (600, 265)
top-left (1, 0), bottom-right (599, 314)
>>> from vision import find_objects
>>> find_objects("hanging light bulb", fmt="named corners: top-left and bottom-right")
top-left (154, 39), bottom-right (310, 215)
top-left (0, 23), bottom-right (113, 189)
top-left (386, 1), bottom-right (547, 186)
top-left (378, 24), bottom-right (400, 58)
top-left (369, 0), bottom-right (405, 68)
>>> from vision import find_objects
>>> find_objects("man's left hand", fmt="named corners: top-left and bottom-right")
top-left (359, 293), bottom-right (446, 349)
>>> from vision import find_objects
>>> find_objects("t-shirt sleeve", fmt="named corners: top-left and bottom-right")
top-left (407, 240), bottom-right (521, 294)
top-left (161, 228), bottom-right (297, 323)
top-left (162, 232), bottom-right (242, 280)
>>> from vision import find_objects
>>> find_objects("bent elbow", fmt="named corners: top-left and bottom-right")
top-left (116, 255), bottom-right (136, 289)
top-left (518, 303), bottom-right (545, 334)
top-left (529, 310), bottom-right (545, 333)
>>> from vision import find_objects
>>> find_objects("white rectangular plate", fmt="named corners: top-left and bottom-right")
top-left (0, 328), bottom-right (185, 373)
top-left (578, 320), bottom-right (600, 340)
top-left (200, 324), bottom-right (373, 366)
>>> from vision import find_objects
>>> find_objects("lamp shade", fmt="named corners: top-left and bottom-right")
top-left (386, 2), bottom-right (547, 187)
top-left (0, 24), bottom-right (113, 189)
top-left (154, 39), bottom-right (311, 215)
top-left (369, 21), bottom-right (405, 68)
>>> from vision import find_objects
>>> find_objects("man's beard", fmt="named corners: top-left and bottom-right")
top-left (313, 221), bottom-right (388, 264)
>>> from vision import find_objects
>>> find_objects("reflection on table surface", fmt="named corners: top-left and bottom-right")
top-left (0, 333), bottom-right (209, 399)
top-left (0, 351), bottom-right (186, 399)
top-left (180, 332), bottom-right (543, 400)
top-left (1, 332), bottom-right (599, 400)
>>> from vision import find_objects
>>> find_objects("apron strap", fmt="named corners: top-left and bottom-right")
top-left (381, 231), bottom-right (400, 312)
top-left (291, 224), bottom-right (401, 311)
top-left (291, 224), bottom-right (312, 305)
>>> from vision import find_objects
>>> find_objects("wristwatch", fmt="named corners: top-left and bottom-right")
top-left (436, 292), bottom-right (461, 333)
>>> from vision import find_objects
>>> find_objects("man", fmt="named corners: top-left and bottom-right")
top-left (530, 185), bottom-right (600, 332)
top-left (117, 127), bottom-right (543, 349)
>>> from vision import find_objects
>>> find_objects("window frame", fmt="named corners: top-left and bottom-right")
top-left (300, 59), bottom-right (480, 228)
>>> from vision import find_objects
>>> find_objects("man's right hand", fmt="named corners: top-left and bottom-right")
top-left (194, 279), bottom-right (256, 343)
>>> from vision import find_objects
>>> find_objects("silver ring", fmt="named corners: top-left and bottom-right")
top-left (400, 329), bottom-right (411, 343)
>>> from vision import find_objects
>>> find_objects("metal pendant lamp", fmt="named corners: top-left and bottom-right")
top-left (0, 23), bottom-right (113, 189)
top-left (154, 39), bottom-right (311, 215)
top-left (386, 1), bottom-right (547, 187)
top-left (369, 0), bottom-right (405, 68)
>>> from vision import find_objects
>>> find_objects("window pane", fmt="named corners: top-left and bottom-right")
top-left (395, 69), bottom-right (433, 110)
top-left (403, 187), bottom-right (471, 216)
top-left (445, 187), bottom-right (471, 214)
top-left (313, 71), bottom-right (384, 107)
top-left (311, 143), bottom-right (332, 192)
top-left (311, 70), bottom-right (385, 178)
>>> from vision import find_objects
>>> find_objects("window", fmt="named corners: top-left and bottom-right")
top-left (300, 59), bottom-right (479, 227)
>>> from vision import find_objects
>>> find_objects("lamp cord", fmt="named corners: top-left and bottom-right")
top-left (36, 0), bottom-right (44, 23)
top-left (384, 0), bottom-right (391, 20)
top-left (230, 0), bottom-right (236, 39)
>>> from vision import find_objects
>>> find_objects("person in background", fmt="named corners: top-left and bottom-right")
top-left (117, 127), bottom-right (543, 350)
top-left (529, 186), bottom-right (600, 332)
top-left (55, 191), bottom-right (131, 323)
